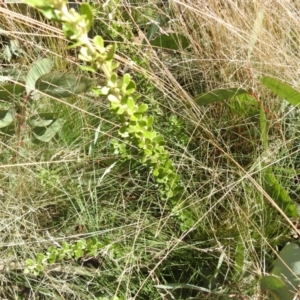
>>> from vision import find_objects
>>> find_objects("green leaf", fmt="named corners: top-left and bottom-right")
top-left (260, 275), bottom-right (293, 300)
top-left (260, 77), bottom-right (300, 107)
top-left (26, 58), bottom-right (53, 95)
top-left (106, 44), bottom-right (116, 61)
top-left (80, 65), bottom-right (96, 72)
top-left (262, 168), bottom-right (298, 218)
top-left (194, 88), bottom-right (248, 106)
top-left (151, 33), bottom-right (190, 50)
top-left (229, 93), bottom-right (259, 118)
top-left (32, 118), bottom-right (64, 142)
top-left (272, 243), bottom-right (300, 295)
top-left (137, 103), bottom-right (148, 113)
top-left (25, 258), bottom-right (35, 267)
top-left (145, 14), bottom-right (170, 42)
top-left (28, 113), bottom-right (56, 127)
top-left (0, 83), bottom-right (26, 101)
top-left (35, 72), bottom-right (95, 98)
top-left (94, 36), bottom-right (104, 50)
top-left (80, 3), bottom-right (94, 31)
top-left (0, 109), bottom-right (14, 128)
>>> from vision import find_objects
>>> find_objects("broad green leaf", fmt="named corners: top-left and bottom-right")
top-left (0, 83), bottom-right (26, 101)
top-left (145, 14), bottom-right (170, 42)
top-left (151, 33), bottom-right (190, 50)
top-left (262, 168), bottom-right (298, 218)
top-left (28, 113), bottom-right (56, 127)
top-left (272, 243), bottom-right (300, 294)
top-left (229, 93), bottom-right (259, 118)
top-left (80, 3), bottom-right (94, 31)
top-left (260, 275), bottom-right (293, 300)
top-left (26, 58), bottom-right (53, 95)
top-left (260, 77), bottom-right (300, 107)
top-left (32, 118), bottom-right (64, 142)
top-left (194, 88), bottom-right (248, 106)
top-left (0, 109), bottom-right (15, 128)
top-left (35, 72), bottom-right (96, 98)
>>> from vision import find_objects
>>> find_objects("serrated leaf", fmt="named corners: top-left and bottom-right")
top-left (229, 93), bottom-right (260, 118)
top-left (32, 118), bottom-right (64, 142)
top-left (106, 44), bottom-right (116, 61)
top-left (272, 243), bottom-right (300, 295)
top-left (28, 113), bottom-right (56, 127)
top-left (151, 33), bottom-right (189, 50)
top-left (194, 88), bottom-right (249, 106)
top-left (260, 77), bottom-right (300, 107)
top-left (26, 58), bottom-right (53, 95)
top-left (35, 72), bottom-right (95, 98)
top-left (0, 109), bottom-right (14, 128)
top-left (0, 83), bottom-right (26, 101)
top-left (262, 168), bottom-right (298, 218)
top-left (260, 275), bottom-right (293, 300)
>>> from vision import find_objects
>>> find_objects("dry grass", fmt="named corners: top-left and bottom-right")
top-left (0, 0), bottom-right (299, 299)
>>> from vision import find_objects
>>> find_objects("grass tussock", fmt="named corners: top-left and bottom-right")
top-left (0, 0), bottom-right (300, 299)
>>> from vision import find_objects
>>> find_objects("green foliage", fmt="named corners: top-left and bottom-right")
top-left (0, 83), bottom-right (25, 100)
top-left (271, 243), bottom-right (300, 294)
top-left (259, 77), bottom-right (299, 217)
top-left (229, 93), bottom-right (260, 118)
top-left (260, 275), bottom-right (293, 300)
top-left (32, 117), bottom-right (64, 142)
top-left (194, 87), bottom-right (249, 106)
top-left (24, 237), bottom-right (104, 276)
top-left (22, 0), bottom-right (189, 279)
top-left (26, 57), bottom-right (53, 95)
top-left (35, 72), bottom-right (95, 98)
top-left (260, 76), bottom-right (300, 107)
top-left (0, 58), bottom-right (93, 143)
top-left (262, 168), bottom-right (298, 218)
top-left (260, 243), bottom-right (300, 300)
top-left (150, 33), bottom-right (190, 50)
